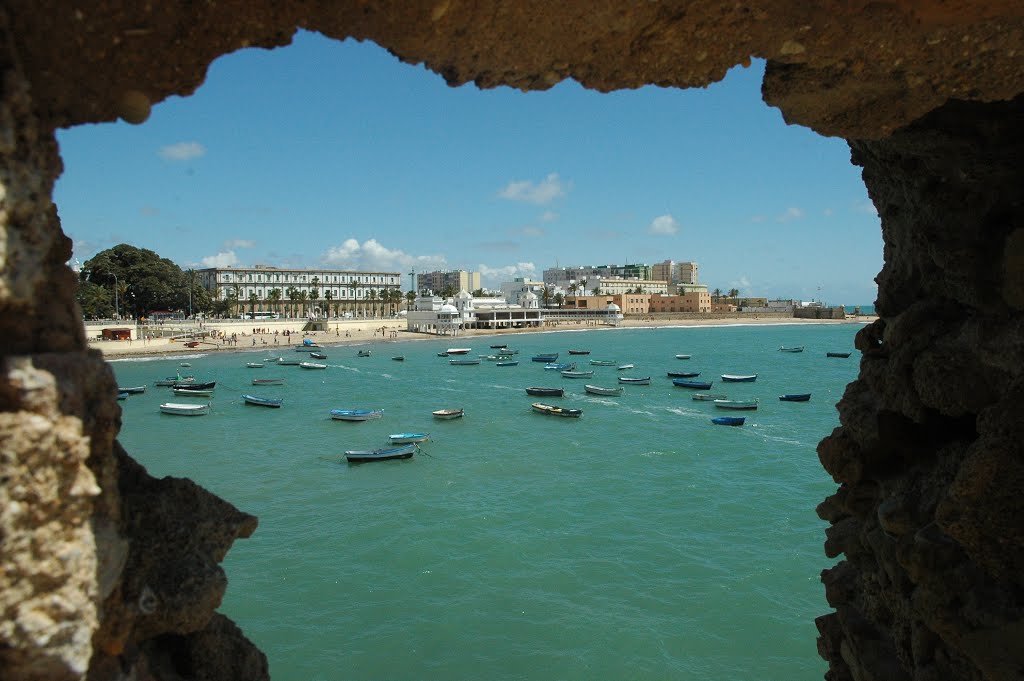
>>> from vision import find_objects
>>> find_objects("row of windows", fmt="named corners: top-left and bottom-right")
top-left (220, 272), bottom-right (399, 285)
top-left (223, 286), bottom-right (400, 299)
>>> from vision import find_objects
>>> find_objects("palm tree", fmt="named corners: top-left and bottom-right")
top-left (712, 288), bottom-right (722, 301)
top-left (225, 290), bottom-right (238, 319)
top-left (268, 288), bottom-right (282, 315)
top-left (323, 289), bottom-right (334, 318)
top-left (727, 288), bottom-right (740, 298)
top-left (591, 285), bottom-right (602, 296)
top-left (541, 286), bottom-right (552, 308)
top-left (248, 292), bottom-right (258, 318)
top-left (286, 286), bottom-right (298, 318)
top-left (348, 280), bottom-right (359, 316)
top-left (405, 290), bottom-right (416, 310)
top-left (309, 276), bottom-right (320, 318)
top-left (366, 288), bottom-right (378, 318)
top-left (232, 283), bottom-right (243, 317)
top-left (554, 292), bottom-right (565, 308)
top-left (297, 290), bottom-right (309, 318)
top-left (568, 282), bottom-right (578, 298)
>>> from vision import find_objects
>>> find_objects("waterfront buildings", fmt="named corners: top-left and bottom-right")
top-left (416, 270), bottom-right (481, 296)
top-left (196, 265), bottom-right (402, 317)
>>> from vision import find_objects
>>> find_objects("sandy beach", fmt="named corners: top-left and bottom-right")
top-left (89, 315), bottom-right (874, 359)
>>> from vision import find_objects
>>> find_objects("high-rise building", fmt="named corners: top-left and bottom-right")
top-left (416, 270), bottom-right (481, 296)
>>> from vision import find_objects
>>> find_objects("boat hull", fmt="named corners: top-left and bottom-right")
top-left (779, 394), bottom-right (811, 402)
top-left (389, 433), bottom-right (430, 444)
top-left (721, 375), bottom-right (757, 382)
top-left (585, 384), bottom-right (623, 396)
top-left (242, 394), bottom-right (283, 408)
top-left (826, 352), bottom-right (851, 358)
top-left (531, 402), bottom-right (582, 418)
top-left (526, 387), bottom-right (564, 397)
top-left (711, 416), bottom-right (745, 426)
top-left (432, 409), bottom-right (465, 420)
top-left (673, 380), bottom-right (712, 389)
top-left (252, 378), bottom-right (284, 385)
top-left (714, 400), bottom-right (759, 410)
top-left (618, 377), bottom-right (650, 385)
top-left (345, 444), bottom-right (416, 462)
top-left (330, 409), bottom-right (384, 421)
top-left (159, 403), bottom-right (209, 416)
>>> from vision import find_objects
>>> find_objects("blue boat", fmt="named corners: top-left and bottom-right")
top-left (242, 394), bottom-right (283, 408)
top-left (531, 353), bottom-right (559, 362)
top-left (672, 379), bottom-right (713, 389)
top-left (544, 362), bottom-right (575, 370)
top-left (496, 360), bottom-right (519, 366)
top-left (330, 409), bottom-right (384, 421)
top-left (711, 416), bottom-right (745, 426)
top-left (667, 371), bottom-right (700, 378)
top-left (117, 391), bottom-right (129, 400)
top-left (345, 443), bottom-right (417, 463)
top-left (779, 393), bottom-right (811, 402)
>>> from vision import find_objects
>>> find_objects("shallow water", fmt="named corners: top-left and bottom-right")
top-left (112, 323), bottom-right (859, 680)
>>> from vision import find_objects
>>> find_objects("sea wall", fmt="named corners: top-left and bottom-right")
top-left (2, 3), bottom-right (1023, 680)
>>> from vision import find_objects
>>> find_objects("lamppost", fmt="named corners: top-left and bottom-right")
top-left (110, 271), bottom-right (120, 319)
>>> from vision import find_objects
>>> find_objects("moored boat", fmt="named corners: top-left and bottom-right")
top-left (692, 393), bottom-right (728, 401)
top-left (531, 402), bottom-right (583, 418)
top-left (544, 362), bottom-right (575, 371)
top-left (432, 408), bottom-right (465, 420)
top-left (357, 349), bottom-right (372, 357)
top-left (299, 361), bottom-right (327, 369)
top-left (526, 386), bottom-right (564, 397)
top-left (242, 394), bottom-right (283, 408)
top-left (531, 353), bottom-right (559, 362)
top-left (675, 354), bottom-right (691, 359)
top-left (392, 355), bottom-right (405, 361)
top-left (173, 387), bottom-right (214, 396)
top-left (330, 409), bottom-right (384, 421)
top-left (119, 385), bottom-right (146, 394)
top-left (496, 360), bottom-right (519, 366)
top-left (617, 364), bottom-right (634, 370)
top-left (277, 358), bottom-right (301, 366)
top-left (309, 352), bottom-right (328, 360)
top-left (155, 375), bottom-right (193, 386)
top-left (159, 402), bottom-right (209, 416)
top-left (711, 416), bottom-right (745, 426)
top-left (246, 362), bottom-right (264, 368)
top-left (618, 376), bottom-right (651, 385)
top-left (252, 378), bottom-right (284, 385)
top-left (389, 432), bottom-right (430, 444)
top-left (117, 392), bottom-right (129, 400)
top-left (446, 348), bottom-right (472, 355)
top-left (561, 370), bottom-right (594, 378)
top-left (779, 393), bottom-right (812, 402)
top-left (449, 358), bottom-right (481, 366)
top-left (826, 351), bottom-right (852, 358)
top-left (345, 443), bottom-right (416, 463)
top-left (779, 346), bottom-right (805, 353)
top-left (714, 399), bottom-right (759, 410)
top-left (589, 359), bottom-right (617, 366)
top-left (667, 371), bottom-right (700, 378)
top-left (175, 381), bottom-right (216, 390)
top-left (673, 379), bottom-right (713, 389)
top-left (721, 374), bottom-right (757, 382)
top-left (490, 344), bottom-right (507, 349)
top-left (497, 348), bottom-right (519, 355)
top-left (567, 349), bottom-right (590, 355)
top-left (584, 384), bottom-right (623, 396)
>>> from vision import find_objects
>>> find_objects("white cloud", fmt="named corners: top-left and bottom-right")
top-left (477, 262), bottom-right (537, 287)
top-left (539, 211), bottom-right (559, 222)
top-left (321, 238), bottom-right (446, 272)
top-left (648, 214), bottom-right (681, 235)
top-left (520, 226), bottom-right (545, 237)
top-left (729, 275), bottom-right (752, 292)
top-left (497, 173), bottom-right (567, 204)
top-left (201, 250), bottom-right (239, 268)
top-left (822, 208), bottom-right (834, 217)
top-left (776, 207), bottom-right (805, 223)
top-left (224, 239), bottom-right (256, 249)
top-left (158, 141), bottom-right (207, 162)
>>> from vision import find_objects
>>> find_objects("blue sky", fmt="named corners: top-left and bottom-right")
top-left (55, 30), bottom-right (881, 304)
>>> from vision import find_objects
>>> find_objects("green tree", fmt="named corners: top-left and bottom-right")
top-left (323, 289), bottom-right (334, 318)
top-left (82, 243), bottom-right (197, 319)
top-left (248, 292), bottom-right (258, 318)
top-left (297, 290), bottom-right (309, 318)
top-left (553, 292), bottom-right (564, 308)
top-left (348, 280), bottom-right (359, 316)
top-left (232, 283), bottom-right (243, 317)
top-left (568, 282), bottom-right (578, 297)
top-left (309, 276), bottom-right (320, 317)
top-left (286, 286), bottom-right (298, 317)
top-left (268, 288), bottom-right (282, 314)
top-left (441, 283), bottom-right (456, 300)
top-left (405, 290), bottom-right (417, 310)
top-left (728, 288), bottom-right (740, 298)
top-left (472, 288), bottom-right (485, 297)
top-left (367, 288), bottom-right (378, 318)
top-left (541, 286), bottom-right (552, 308)
top-left (75, 278), bottom-right (114, 318)
top-left (712, 288), bottom-right (722, 299)
top-left (591, 285), bottom-right (602, 296)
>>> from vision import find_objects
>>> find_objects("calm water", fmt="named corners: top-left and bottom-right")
top-left (111, 323), bottom-right (860, 680)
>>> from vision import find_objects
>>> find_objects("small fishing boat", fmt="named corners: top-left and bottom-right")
top-left (446, 348), bottom-right (472, 355)
top-left (544, 362), bottom-right (576, 371)
top-left (242, 394), bottom-right (283, 408)
top-left (711, 416), bottom-right (745, 426)
top-left (389, 432), bottom-right (430, 444)
top-left (299, 361), bottom-right (327, 369)
top-left (779, 346), bottom-right (805, 353)
top-left (497, 348), bottom-right (519, 355)
top-left (721, 374), bottom-right (758, 382)
top-left (357, 349), bottom-right (372, 357)
top-left (561, 370), bottom-right (594, 378)
top-left (692, 393), bottom-right (728, 401)
top-left (277, 358), bottom-right (300, 366)
top-left (117, 392), bottom-right (129, 401)
top-left (667, 371), bottom-right (700, 378)
top-left (617, 364), bottom-right (634, 370)
top-left (330, 409), bottom-right (384, 421)
top-left (345, 443), bottom-right (417, 463)
top-left (480, 355), bottom-right (502, 361)
top-left (714, 399), bottom-right (759, 410)
top-left (173, 387), bottom-right (214, 396)
top-left (618, 376), bottom-right (651, 385)
top-left (826, 351), bottom-right (852, 358)
top-left (531, 402), bottom-right (583, 418)
top-left (673, 379), bottom-right (713, 390)
top-left (246, 362), bottom-right (264, 368)
top-left (589, 359), bottom-right (617, 366)
top-left (179, 361), bottom-right (192, 367)
top-left (159, 402), bottom-right (209, 416)
top-left (526, 386), bottom-right (564, 397)
top-left (449, 358), bottom-right (481, 366)
top-left (585, 384), bottom-right (623, 396)
top-left (432, 408), bottom-right (465, 420)
top-left (531, 353), bottom-right (559, 363)
top-left (154, 375), bottom-right (193, 386)
top-left (436, 352), bottom-right (449, 357)
top-left (496, 360), bottom-right (519, 366)
top-left (263, 356), bottom-right (283, 363)
top-left (779, 393), bottom-right (812, 402)
top-left (567, 349), bottom-right (590, 355)
top-left (392, 355), bottom-right (405, 361)
top-left (490, 344), bottom-right (507, 349)
top-left (309, 352), bottom-right (328, 360)
top-left (175, 381), bottom-right (216, 390)
top-left (252, 378), bottom-right (284, 386)
top-left (119, 385), bottom-right (146, 394)
top-left (675, 354), bottom-right (691, 360)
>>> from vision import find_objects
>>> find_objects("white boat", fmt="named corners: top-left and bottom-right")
top-left (173, 387), bottom-right (214, 396)
top-left (277, 358), bottom-right (301, 366)
top-left (179, 362), bottom-right (192, 367)
top-left (561, 370), bottom-right (594, 378)
top-left (721, 374), bottom-right (758, 382)
top-left (585, 384), bottom-right (624, 396)
top-left (449, 358), bottom-right (481, 366)
top-left (692, 393), bottom-right (728, 401)
top-left (299, 361), bottom-right (327, 369)
top-left (246, 362), bottom-right (264, 368)
top-left (446, 348), bottom-right (472, 355)
top-left (617, 364), bottom-right (635, 370)
top-left (345, 443), bottom-right (417, 463)
top-left (330, 409), bottom-right (383, 421)
top-left (618, 376), bottom-right (650, 385)
top-left (389, 432), bottom-right (430, 444)
top-left (357, 349), bottom-right (372, 357)
top-left (675, 354), bottom-right (691, 359)
top-left (713, 399), bottom-right (759, 410)
top-left (432, 408), bottom-right (465, 420)
top-left (159, 402), bottom-right (209, 416)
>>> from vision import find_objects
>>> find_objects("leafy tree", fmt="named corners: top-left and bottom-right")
top-left (268, 288), bottom-right (282, 314)
top-left (441, 283), bottom-right (456, 301)
top-left (75, 279), bottom-right (115, 318)
top-left (367, 288), bottom-right (378, 318)
top-left (297, 290), bottom-right (309, 318)
top-left (472, 288), bottom-right (485, 297)
top-left (591, 285), bottom-right (602, 296)
top-left (248, 292), bottom-right (258, 318)
top-left (541, 287), bottom-right (552, 308)
top-left (406, 290), bottom-right (417, 310)
top-left (553, 292), bottom-right (565, 308)
top-left (80, 243), bottom-right (201, 319)
top-left (286, 287), bottom-right (298, 317)
top-left (323, 289), bottom-right (334, 318)
top-left (728, 288), bottom-right (740, 298)
top-left (712, 288), bottom-right (722, 299)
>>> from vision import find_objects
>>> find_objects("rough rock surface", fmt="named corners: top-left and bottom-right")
top-left (2, 2), bottom-right (1024, 680)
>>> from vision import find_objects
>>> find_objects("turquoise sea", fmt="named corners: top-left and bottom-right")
top-left (110, 323), bottom-right (861, 681)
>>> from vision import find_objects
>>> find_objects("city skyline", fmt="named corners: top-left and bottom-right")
top-left (55, 30), bottom-right (882, 305)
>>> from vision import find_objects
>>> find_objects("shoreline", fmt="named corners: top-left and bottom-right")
top-left (92, 315), bottom-right (875, 360)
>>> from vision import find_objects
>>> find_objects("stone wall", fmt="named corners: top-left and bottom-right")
top-left (2, 3), bottom-right (1024, 680)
